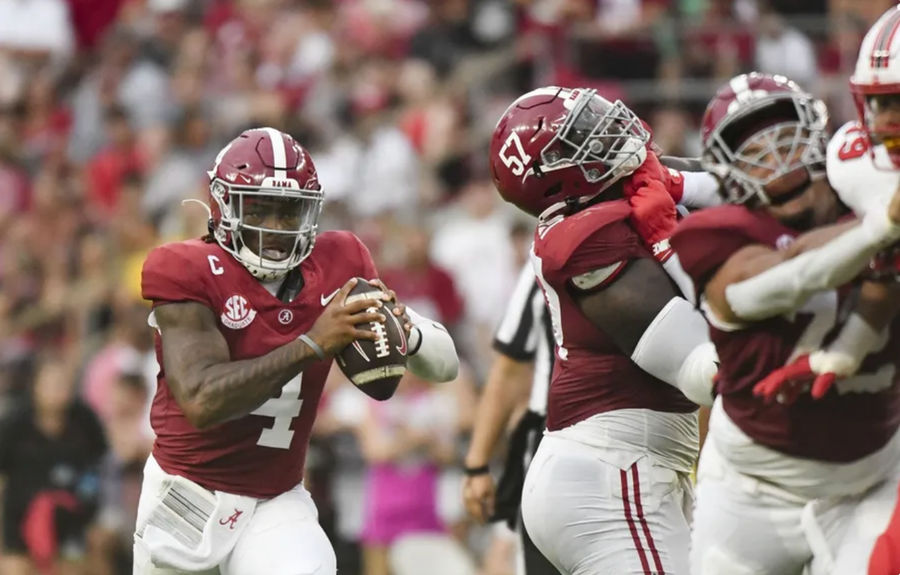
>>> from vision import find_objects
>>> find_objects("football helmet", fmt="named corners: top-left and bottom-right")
top-left (701, 72), bottom-right (828, 206)
top-left (490, 86), bottom-right (649, 220)
top-left (207, 127), bottom-right (323, 280)
top-left (850, 4), bottom-right (900, 167)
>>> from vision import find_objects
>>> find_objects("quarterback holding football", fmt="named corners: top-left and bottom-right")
top-left (134, 127), bottom-right (459, 575)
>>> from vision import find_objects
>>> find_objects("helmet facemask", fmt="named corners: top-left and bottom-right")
top-left (536, 89), bottom-right (650, 221)
top-left (541, 90), bottom-right (649, 186)
top-left (704, 95), bottom-right (827, 207)
top-left (210, 180), bottom-right (324, 281)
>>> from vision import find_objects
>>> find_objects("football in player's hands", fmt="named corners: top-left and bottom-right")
top-left (335, 278), bottom-right (408, 400)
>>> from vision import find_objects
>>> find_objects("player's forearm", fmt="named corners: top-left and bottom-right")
top-left (464, 355), bottom-right (532, 468)
top-left (726, 214), bottom-right (900, 320)
top-left (183, 339), bottom-right (320, 429)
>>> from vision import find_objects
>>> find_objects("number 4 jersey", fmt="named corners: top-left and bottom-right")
top-left (141, 231), bottom-right (377, 498)
top-left (671, 204), bottom-right (900, 463)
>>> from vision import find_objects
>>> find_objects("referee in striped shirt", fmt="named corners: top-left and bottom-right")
top-left (463, 263), bottom-right (559, 575)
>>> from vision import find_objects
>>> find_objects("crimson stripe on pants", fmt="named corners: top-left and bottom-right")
top-left (631, 464), bottom-right (666, 574)
top-left (621, 468), bottom-right (652, 574)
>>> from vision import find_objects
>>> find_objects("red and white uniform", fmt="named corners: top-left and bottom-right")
top-left (135, 231), bottom-right (376, 575)
top-left (827, 121), bottom-right (900, 218)
top-left (521, 200), bottom-right (699, 575)
top-left (672, 205), bottom-right (900, 575)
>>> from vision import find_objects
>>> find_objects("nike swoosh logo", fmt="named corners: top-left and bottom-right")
top-left (320, 288), bottom-right (341, 307)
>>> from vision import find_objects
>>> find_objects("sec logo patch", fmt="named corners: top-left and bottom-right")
top-left (222, 294), bottom-right (257, 329)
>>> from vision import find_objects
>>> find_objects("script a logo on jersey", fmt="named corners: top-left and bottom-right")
top-left (221, 294), bottom-right (257, 329)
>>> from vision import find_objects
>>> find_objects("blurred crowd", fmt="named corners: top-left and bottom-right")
top-left (0, 0), bottom-right (894, 574)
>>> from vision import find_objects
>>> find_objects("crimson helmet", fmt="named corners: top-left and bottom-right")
top-left (850, 4), bottom-right (900, 168)
top-left (207, 127), bottom-right (323, 280)
top-left (700, 72), bottom-right (828, 206)
top-left (490, 86), bottom-right (650, 220)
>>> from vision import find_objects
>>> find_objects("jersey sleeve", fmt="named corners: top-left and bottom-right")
top-left (535, 200), bottom-right (648, 288)
top-left (827, 121), bottom-right (870, 215)
top-left (141, 244), bottom-right (212, 306)
top-left (563, 219), bottom-right (647, 278)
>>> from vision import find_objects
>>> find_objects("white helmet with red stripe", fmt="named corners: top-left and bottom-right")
top-left (850, 4), bottom-right (900, 167)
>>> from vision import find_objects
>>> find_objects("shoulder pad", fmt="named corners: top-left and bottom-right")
top-left (827, 122), bottom-right (870, 211)
top-left (534, 200), bottom-right (632, 270)
top-left (315, 230), bottom-right (378, 279)
top-left (827, 122), bottom-right (899, 217)
top-left (671, 205), bottom-right (794, 297)
top-left (141, 240), bottom-right (216, 305)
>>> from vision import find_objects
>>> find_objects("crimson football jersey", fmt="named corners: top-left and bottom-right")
top-left (531, 199), bottom-right (697, 432)
top-left (672, 205), bottom-right (900, 462)
top-left (141, 231), bottom-right (377, 498)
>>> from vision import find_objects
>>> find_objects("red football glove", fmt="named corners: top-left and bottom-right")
top-left (624, 179), bottom-right (678, 262)
top-left (752, 354), bottom-right (838, 405)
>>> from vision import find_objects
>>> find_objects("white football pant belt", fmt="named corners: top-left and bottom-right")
top-left (631, 296), bottom-right (717, 406)
top-left (404, 306), bottom-right (459, 383)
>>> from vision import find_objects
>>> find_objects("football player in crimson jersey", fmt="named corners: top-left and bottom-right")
top-left (750, 7), bottom-right (900, 574)
top-left (489, 86), bottom-right (723, 575)
top-left (657, 70), bottom-right (900, 575)
top-left (133, 127), bottom-right (459, 575)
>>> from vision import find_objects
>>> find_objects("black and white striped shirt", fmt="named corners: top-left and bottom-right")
top-left (493, 263), bottom-right (555, 416)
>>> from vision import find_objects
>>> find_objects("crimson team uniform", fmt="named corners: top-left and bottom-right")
top-left (672, 205), bottom-right (900, 575)
top-left (135, 231), bottom-right (377, 575)
top-left (488, 85), bottom-right (721, 575)
top-left (521, 199), bottom-right (700, 575)
top-left (133, 127), bottom-right (458, 575)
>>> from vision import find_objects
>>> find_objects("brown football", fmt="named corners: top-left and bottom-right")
top-left (335, 278), bottom-right (408, 400)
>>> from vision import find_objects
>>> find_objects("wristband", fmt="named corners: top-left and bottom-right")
top-left (463, 464), bottom-right (490, 477)
top-left (299, 334), bottom-right (326, 360)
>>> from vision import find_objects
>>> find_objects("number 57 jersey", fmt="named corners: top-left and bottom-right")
top-left (141, 231), bottom-right (377, 498)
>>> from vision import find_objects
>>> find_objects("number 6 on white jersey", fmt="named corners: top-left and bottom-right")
top-left (499, 132), bottom-right (533, 176)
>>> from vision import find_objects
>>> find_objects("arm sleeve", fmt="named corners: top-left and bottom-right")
top-left (726, 211), bottom-right (900, 320)
top-left (678, 171), bottom-right (722, 209)
top-left (405, 306), bottom-right (460, 383)
top-left (493, 265), bottom-right (543, 360)
top-left (629, 297), bottom-right (716, 406)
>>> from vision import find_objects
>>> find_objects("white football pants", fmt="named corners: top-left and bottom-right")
top-left (133, 456), bottom-right (336, 575)
top-left (690, 432), bottom-right (900, 575)
top-left (521, 435), bottom-right (694, 575)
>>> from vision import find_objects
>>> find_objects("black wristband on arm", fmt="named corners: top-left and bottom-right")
top-left (463, 465), bottom-right (490, 477)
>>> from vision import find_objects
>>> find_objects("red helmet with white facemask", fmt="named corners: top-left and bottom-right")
top-left (850, 4), bottom-right (900, 168)
top-left (700, 72), bottom-right (828, 206)
top-left (489, 86), bottom-right (650, 220)
top-left (207, 127), bottom-right (324, 281)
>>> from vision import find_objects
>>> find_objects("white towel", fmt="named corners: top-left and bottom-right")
top-left (135, 473), bottom-right (257, 571)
